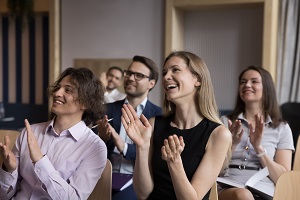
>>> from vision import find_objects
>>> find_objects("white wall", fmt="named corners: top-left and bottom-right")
top-left (185, 6), bottom-right (263, 110)
top-left (61, 0), bottom-right (164, 106)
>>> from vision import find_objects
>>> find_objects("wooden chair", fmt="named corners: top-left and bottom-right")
top-left (293, 135), bottom-right (300, 171)
top-left (273, 171), bottom-right (300, 200)
top-left (209, 181), bottom-right (218, 200)
top-left (0, 129), bottom-right (20, 163)
top-left (88, 159), bottom-right (112, 200)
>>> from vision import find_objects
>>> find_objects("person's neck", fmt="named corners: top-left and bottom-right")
top-left (53, 115), bottom-right (82, 135)
top-left (127, 94), bottom-right (147, 110)
top-left (172, 103), bottom-right (203, 129)
top-left (244, 103), bottom-right (263, 124)
top-left (106, 87), bottom-right (115, 93)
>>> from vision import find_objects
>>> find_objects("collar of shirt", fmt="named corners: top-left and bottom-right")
top-left (112, 97), bottom-right (148, 174)
top-left (124, 97), bottom-right (147, 114)
top-left (105, 88), bottom-right (118, 95)
top-left (237, 113), bottom-right (272, 126)
top-left (45, 118), bottom-right (87, 141)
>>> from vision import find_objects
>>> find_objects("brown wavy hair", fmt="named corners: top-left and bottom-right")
top-left (48, 67), bottom-right (106, 125)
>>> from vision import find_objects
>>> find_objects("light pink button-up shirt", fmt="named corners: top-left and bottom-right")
top-left (0, 119), bottom-right (107, 200)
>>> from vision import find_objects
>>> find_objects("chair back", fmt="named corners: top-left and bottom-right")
top-left (281, 102), bottom-right (300, 152)
top-left (0, 129), bottom-right (20, 163)
top-left (209, 181), bottom-right (218, 200)
top-left (273, 171), bottom-right (300, 200)
top-left (281, 102), bottom-right (300, 166)
top-left (293, 135), bottom-right (300, 171)
top-left (88, 159), bottom-right (112, 200)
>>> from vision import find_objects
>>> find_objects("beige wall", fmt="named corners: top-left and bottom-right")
top-left (165, 0), bottom-right (279, 81)
top-left (61, 0), bottom-right (165, 107)
top-left (165, 0), bottom-right (279, 110)
top-left (0, 0), bottom-right (280, 110)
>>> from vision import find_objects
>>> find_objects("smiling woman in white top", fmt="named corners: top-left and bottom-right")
top-left (218, 66), bottom-right (294, 200)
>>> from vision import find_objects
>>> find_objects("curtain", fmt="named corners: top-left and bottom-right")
top-left (277, 0), bottom-right (300, 104)
top-left (0, 14), bottom-right (49, 105)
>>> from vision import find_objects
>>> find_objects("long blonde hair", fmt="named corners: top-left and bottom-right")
top-left (163, 51), bottom-right (222, 125)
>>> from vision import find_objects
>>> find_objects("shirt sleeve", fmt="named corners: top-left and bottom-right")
top-left (220, 116), bottom-right (229, 128)
top-left (124, 143), bottom-right (136, 161)
top-left (278, 123), bottom-right (295, 151)
top-left (122, 142), bottom-right (128, 155)
top-left (0, 166), bottom-right (19, 200)
top-left (34, 143), bottom-right (107, 200)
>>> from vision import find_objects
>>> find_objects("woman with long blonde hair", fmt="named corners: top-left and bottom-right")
top-left (122, 51), bottom-right (231, 200)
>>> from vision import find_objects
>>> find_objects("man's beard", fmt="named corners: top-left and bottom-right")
top-left (126, 90), bottom-right (146, 98)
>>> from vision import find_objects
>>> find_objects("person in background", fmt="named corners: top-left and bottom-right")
top-left (0, 67), bottom-right (107, 200)
top-left (96, 55), bottom-right (162, 200)
top-left (218, 66), bottom-right (294, 200)
top-left (122, 51), bottom-right (232, 200)
top-left (100, 66), bottom-right (126, 103)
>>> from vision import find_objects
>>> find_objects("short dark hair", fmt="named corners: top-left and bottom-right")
top-left (107, 66), bottom-right (124, 78)
top-left (48, 67), bottom-right (106, 125)
top-left (132, 55), bottom-right (159, 85)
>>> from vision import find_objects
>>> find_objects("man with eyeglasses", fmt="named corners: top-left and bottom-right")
top-left (95, 55), bottom-right (162, 200)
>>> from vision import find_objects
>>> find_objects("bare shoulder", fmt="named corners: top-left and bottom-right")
top-left (209, 125), bottom-right (232, 145)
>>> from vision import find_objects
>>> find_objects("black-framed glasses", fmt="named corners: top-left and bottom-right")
top-left (124, 70), bottom-right (151, 81)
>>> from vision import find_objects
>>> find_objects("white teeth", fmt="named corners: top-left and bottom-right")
top-left (167, 84), bottom-right (177, 89)
top-left (55, 100), bottom-right (63, 104)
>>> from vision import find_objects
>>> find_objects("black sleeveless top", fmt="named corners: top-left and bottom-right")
top-left (148, 115), bottom-right (220, 200)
